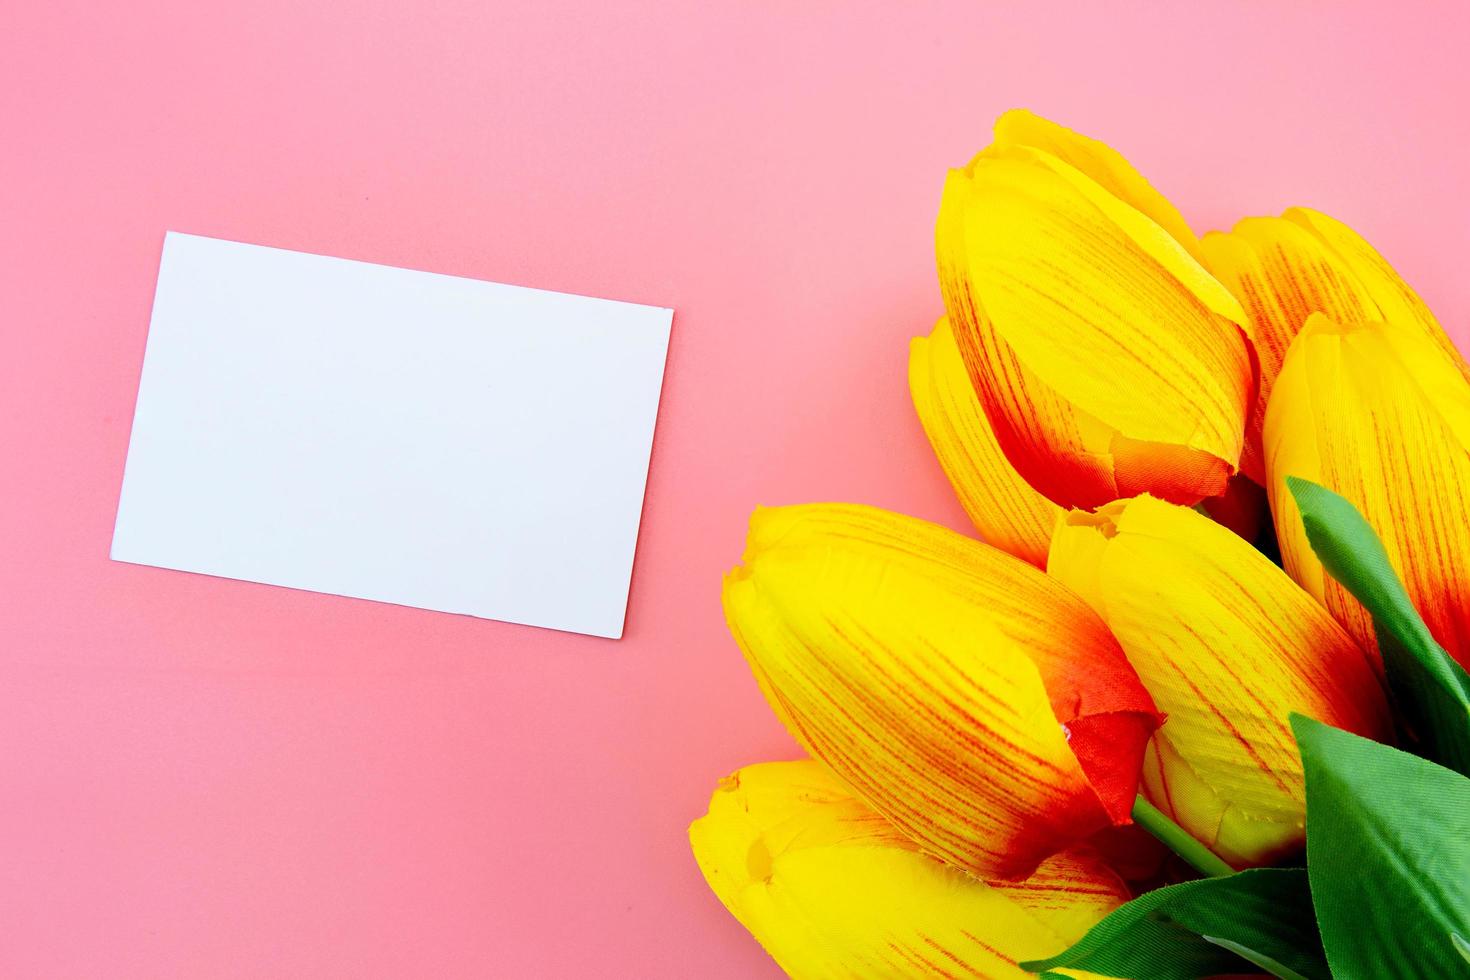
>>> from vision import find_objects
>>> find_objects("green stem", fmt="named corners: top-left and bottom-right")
top-left (1131, 795), bottom-right (1234, 878)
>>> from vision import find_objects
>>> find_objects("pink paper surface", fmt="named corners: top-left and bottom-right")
top-left (2, 2), bottom-right (1467, 976)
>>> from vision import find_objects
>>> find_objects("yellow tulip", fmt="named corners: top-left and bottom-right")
top-left (1048, 495), bottom-right (1391, 868)
top-left (1265, 314), bottom-right (1470, 669)
top-left (722, 503), bottom-right (1160, 880)
top-left (909, 316), bottom-right (1061, 566)
top-left (689, 758), bottom-right (1128, 980)
top-left (1200, 206), bottom-right (1470, 481)
top-left (936, 109), bottom-right (1255, 510)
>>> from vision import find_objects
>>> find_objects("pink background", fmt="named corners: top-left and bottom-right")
top-left (3, 2), bottom-right (1468, 976)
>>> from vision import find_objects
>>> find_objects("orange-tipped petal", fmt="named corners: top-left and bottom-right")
top-left (938, 112), bottom-right (1254, 509)
top-left (1048, 495), bottom-right (1391, 868)
top-left (723, 503), bottom-right (1160, 880)
top-left (1266, 315), bottom-right (1470, 667)
top-left (909, 317), bottom-right (1061, 565)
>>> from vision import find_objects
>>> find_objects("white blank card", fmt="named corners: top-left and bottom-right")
top-left (112, 232), bottom-right (673, 638)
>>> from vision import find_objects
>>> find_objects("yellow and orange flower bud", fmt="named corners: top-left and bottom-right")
top-left (909, 316), bottom-right (1061, 566)
top-left (1048, 495), bottom-right (1392, 868)
top-left (936, 109), bottom-right (1255, 510)
top-left (1266, 315), bottom-right (1470, 669)
top-left (722, 503), bottom-right (1161, 880)
top-left (1200, 207), bottom-right (1470, 481)
top-left (689, 758), bottom-right (1129, 980)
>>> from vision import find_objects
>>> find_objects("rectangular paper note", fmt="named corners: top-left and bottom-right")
top-left (112, 232), bottom-right (672, 638)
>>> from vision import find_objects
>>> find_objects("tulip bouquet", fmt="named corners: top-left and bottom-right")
top-left (689, 110), bottom-right (1470, 979)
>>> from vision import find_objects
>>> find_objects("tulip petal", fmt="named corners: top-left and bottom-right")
top-left (1199, 216), bottom-right (1379, 482)
top-left (938, 135), bottom-right (1254, 508)
top-left (955, 150), bottom-right (1250, 450)
top-left (909, 316), bottom-right (1061, 566)
top-left (989, 108), bottom-right (1203, 260)
top-left (725, 504), bottom-right (1159, 879)
top-left (689, 758), bottom-right (1129, 979)
top-left (1285, 208), bottom-right (1470, 383)
top-left (1049, 495), bottom-right (1391, 867)
top-left (936, 248), bottom-right (1124, 508)
top-left (1201, 207), bottom-right (1469, 484)
top-left (1266, 315), bottom-right (1470, 668)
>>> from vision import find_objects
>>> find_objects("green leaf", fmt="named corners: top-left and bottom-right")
top-left (1020, 868), bottom-right (1329, 979)
top-left (1286, 476), bottom-right (1470, 775)
top-left (1293, 715), bottom-right (1470, 978)
top-left (1202, 936), bottom-right (1313, 980)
